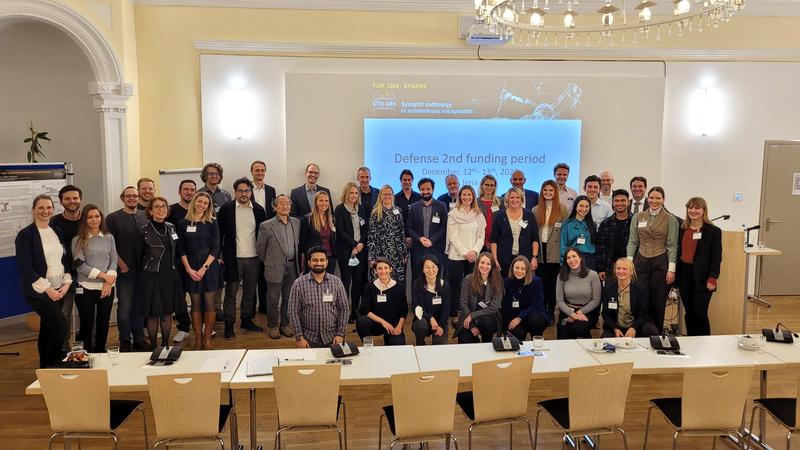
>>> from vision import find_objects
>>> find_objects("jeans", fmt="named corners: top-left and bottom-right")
top-left (75, 287), bottom-right (115, 352)
top-left (224, 257), bottom-right (261, 322)
top-left (116, 270), bottom-right (145, 344)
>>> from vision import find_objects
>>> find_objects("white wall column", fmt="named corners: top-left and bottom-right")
top-left (90, 81), bottom-right (133, 211)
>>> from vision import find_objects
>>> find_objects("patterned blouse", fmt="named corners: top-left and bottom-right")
top-left (367, 207), bottom-right (408, 283)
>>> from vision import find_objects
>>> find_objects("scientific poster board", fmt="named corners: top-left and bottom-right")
top-left (0, 163), bottom-right (68, 320)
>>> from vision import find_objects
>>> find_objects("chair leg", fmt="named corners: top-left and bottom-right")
top-left (274, 427), bottom-right (285, 450)
top-left (672, 430), bottom-right (680, 450)
top-left (510, 423), bottom-right (514, 450)
top-left (140, 405), bottom-right (149, 449)
top-left (110, 433), bottom-right (118, 450)
top-left (787, 430), bottom-right (792, 450)
top-left (533, 408), bottom-right (543, 450)
top-left (450, 434), bottom-right (460, 450)
top-left (218, 436), bottom-right (226, 450)
top-left (48, 432), bottom-right (63, 450)
top-left (389, 438), bottom-right (400, 449)
top-left (334, 425), bottom-right (344, 450)
top-left (468, 423), bottom-right (475, 450)
top-left (613, 427), bottom-right (629, 450)
top-left (341, 400), bottom-right (348, 450)
top-left (446, 435), bottom-right (451, 450)
top-left (153, 439), bottom-right (167, 449)
top-left (749, 405), bottom-right (760, 449)
top-left (378, 414), bottom-right (385, 450)
top-left (643, 405), bottom-right (654, 450)
top-left (712, 435), bottom-right (717, 450)
top-left (520, 416), bottom-right (535, 450)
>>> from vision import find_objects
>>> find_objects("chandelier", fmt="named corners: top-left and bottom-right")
top-left (473, 0), bottom-right (746, 46)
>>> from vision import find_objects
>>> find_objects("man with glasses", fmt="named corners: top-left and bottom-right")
top-left (290, 163), bottom-right (330, 218)
top-left (198, 162), bottom-right (232, 215)
top-left (105, 186), bottom-right (148, 351)
top-left (50, 185), bottom-right (82, 349)
top-left (218, 177), bottom-right (268, 339)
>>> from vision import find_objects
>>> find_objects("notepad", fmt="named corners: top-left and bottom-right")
top-left (246, 356), bottom-right (280, 377)
top-left (274, 349), bottom-right (317, 361)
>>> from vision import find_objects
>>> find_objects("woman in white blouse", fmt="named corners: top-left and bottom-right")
top-left (14, 194), bottom-right (73, 368)
top-left (446, 185), bottom-right (486, 323)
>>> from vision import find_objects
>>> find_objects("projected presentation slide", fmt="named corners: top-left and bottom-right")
top-left (364, 118), bottom-right (581, 195)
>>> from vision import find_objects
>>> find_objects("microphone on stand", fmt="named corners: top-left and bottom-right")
top-left (710, 214), bottom-right (730, 222)
top-left (744, 224), bottom-right (761, 247)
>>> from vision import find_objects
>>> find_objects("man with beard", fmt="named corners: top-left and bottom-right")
top-left (167, 179), bottom-right (196, 343)
top-left (289, 246), bottom-right (349, 348)
top-left (596, 189), bottom-right (632, 282)
top-left (50, 185), bottom-right (82, 348)
top-left (136, 177), bottom-right (156, 211)
top-left (406, 178), bottom-right (448, 282)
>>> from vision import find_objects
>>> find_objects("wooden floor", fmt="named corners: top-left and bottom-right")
top-left (3, 296), bottom-right (799, 449)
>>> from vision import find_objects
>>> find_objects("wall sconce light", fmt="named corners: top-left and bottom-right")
top-left (220, 88), bottom-right (258, 140)
top-left (689, 86), bottom-right (722, 136)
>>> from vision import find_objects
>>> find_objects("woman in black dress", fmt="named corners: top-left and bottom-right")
top-left (177, 192), bottom-right (223, 349)
top-left (136, 197), bottom-right (183, 349)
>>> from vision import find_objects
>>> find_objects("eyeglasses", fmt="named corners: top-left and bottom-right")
top-left (236, 189), bottom-right (252, 194)
top-left (207, 172), bottom-right (220, 177)
top-left (123, 194), bottom-right (139, 199)
top-left (152, 205), bottom-right (168, 210)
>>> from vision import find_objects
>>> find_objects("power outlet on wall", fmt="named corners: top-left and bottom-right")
top-left (734, 192), bottom-right (744, 202)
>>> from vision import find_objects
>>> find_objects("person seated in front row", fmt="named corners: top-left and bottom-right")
top-left (502, 255), bottom-right (551, 341)
top-left (356, 258), bottom-right (407, 345)
top-left (411, 255), bottom-right (451, 345)
top-left (555, 247), bottom-right (602, 339)
top-left (455, 252), bottom-right (503, 344)
top-left (601, 258), bottom-right (659, 338)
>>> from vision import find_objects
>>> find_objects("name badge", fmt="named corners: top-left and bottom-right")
top-left (432, 215), bottom-right (441, 224)
top-left (377, 294), bottom-right (387, 303)
top-left (186, 225), bottom-right (197, 233)
top-left (478, 301), bottom-right (488, 309)
top-left (323, 293), bottom-right (334, 303)
top-left (693, 232), bottom-right (702, 240)
top-left (491, 206), bottom-right (500, 213)
top-left (432, 296), bottom-right (442, 305)
top-left (359, 218), bottom-right (365, 226)
top-left (554, 222), bottom-right (562, 228)
top-left (76, 287), bottom-right (84, 294)
top-left (608, 299), bottom-right (618, 310)
top-left (512, 300), bottom-right (520, 308)
top-left (576, 236), bottom-right (586, 245)
top-left (519, 220), bottom-right (528, 229)
top-left (331, 226), bottom-right (336, 232)
top-left (392, 208), bottom-right (401, 215)
top-left (638, 220), bottom-right (648, 229)
top-left (171, 233), bottom-right (179, 240)
top-left (449, 202), bottom-right (456, 210)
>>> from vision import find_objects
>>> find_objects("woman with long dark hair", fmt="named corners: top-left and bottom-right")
top-left (560, 195), bottom-right (598, 270)
top-left (455, 252), bottom-right (504, 343)
top-left (411, 255), bottom-right (451, 345)
top-left (356, 258), bottom-right (407, 345)
top-left (556, 247), bottom-right (601, 339)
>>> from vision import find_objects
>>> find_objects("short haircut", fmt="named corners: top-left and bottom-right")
top-left (553, 163), bottom-right (570, 174)
top-left (583, 175), bottom-right (601, 187)
top-left (232, 177), bottom-right (253, 191)
top-left (612, 189), bottom-right (630, 199)
top-left (136, 177), bottom-right (155, 190)
top-left (145, 196), bottom-right (170, 220)
top-left (399, 169), bottom-right (414, 180)
top-left (357, 166), bottom-right (371, 175)
top-left (305, 245), bottom-right (328, 264)
top-left (250, 160), bottom-right (266, 172)
top-left (178, 179), bottom-right (196, 191)
top-left (629, 176), bottom-right (648, 187)
top-left (305, 163), bottom-right (319, 172)
top-left (58, 184), bottom-right (82, 201)
top-left (417, 177), bottom-right (435, 190)
top-left (272, 194), bottom-right (290, 207)
top-left (119, 186), bottom-right (137, 199)
top-left (200, 163), bottom-right (223, 183)
top-left (445, 174), bottom-right (458, 182)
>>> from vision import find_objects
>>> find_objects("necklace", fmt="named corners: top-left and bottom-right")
top-left (152, 221), bottom-right (167, 236)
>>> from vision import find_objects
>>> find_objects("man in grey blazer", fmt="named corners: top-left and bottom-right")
top-left (256, 194), bottom-right (301, 339)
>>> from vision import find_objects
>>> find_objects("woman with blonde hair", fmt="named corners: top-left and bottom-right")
top-left (477, 175), bottom-right (502, 250)
top-left (177, 192), bottom-right (223, 349)
top-left (367, 185), bottom-right (408, 283)
top-left (601, 258), bottom-right (658, 338)
top-left (445, 185), bottom-right (486, 322)
top-left (676, 197), bottom-right (722, 336)
top-left (334, 181), bottom-right (369, 322)
top-left (490, 187), bottom-right (539, 278)
top-left (299, 190), bottom-right (337, 274)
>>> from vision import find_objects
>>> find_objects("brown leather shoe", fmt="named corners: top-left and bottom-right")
top-left (280, 325), bottom-right (294, 338)
top-left (269, 327), bottom-right (281, 339)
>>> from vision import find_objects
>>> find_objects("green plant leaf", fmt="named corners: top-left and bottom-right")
top-left (26, 152), bottom-right (32, 162)
top-left (23, 138), bottom-right (32, 143)
top-left (39, 136), bottom-right (51, 141)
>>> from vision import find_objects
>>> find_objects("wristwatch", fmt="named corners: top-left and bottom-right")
top-left (202, 264), bottom-right (210, 269)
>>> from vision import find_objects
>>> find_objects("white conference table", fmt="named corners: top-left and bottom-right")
top-left (229, 345), bottom-right (419, 450)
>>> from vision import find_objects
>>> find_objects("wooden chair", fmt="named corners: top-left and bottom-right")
top-left (273, 364), bottom-right (347, 450)
top-left (378, 370), bottom-right (460, 449)
top-left (146, 372), bottom-right (232, 449)
top-left (533, 362), bottom-right (633, 450)
top-left (36, 368), bottom-right (147, 449)
top-left (455, 356), bottom-right (535, 449)
top-left (748, 377), bottom-right (800, 450)
top-left (643, 366), bottom-right (754, 450)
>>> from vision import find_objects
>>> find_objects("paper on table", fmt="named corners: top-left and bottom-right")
top-left (274, 349), bottom-right (317, 361)
top-left (247, 356), bottom-right (279, 377)
top-left (616, 345), bottom-right (649, 353)
top-left (199, 356), bottom-right (234, 372)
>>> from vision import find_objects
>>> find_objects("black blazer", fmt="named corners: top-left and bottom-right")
top-left (490, 209), bottom-right (539, 266)
top-left (253, 184), bottom-right (277, 221)
top-left (333, 204), bottom-right (369, 260)
top-left (676, 223), bottom-right (723, 290)
top-left (406, 200), bottom-right (449, 258)
top-left (360, 186), bottom-right (379, 210)
top-left (289, 185), bottom-right (331, 218)
top-left (299, 214), bottom-right (337, 257)
top-left (217, 200), bottom-right (268, 281)
top-left (601, 280), bottom-right (652, 334)
top-left (15, 223), bottom-right (70, 299)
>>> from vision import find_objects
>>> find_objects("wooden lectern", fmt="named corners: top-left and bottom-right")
top-left (708, 231), bottom-right (746, 334)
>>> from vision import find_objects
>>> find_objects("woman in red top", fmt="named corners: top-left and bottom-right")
top-left (676, 197), bottom-right (722, 336)
top-left (477, 175), bottom-right (502, 251)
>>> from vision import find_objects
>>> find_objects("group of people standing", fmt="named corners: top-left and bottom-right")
top-left (17, 160), bottom-right (723, 367)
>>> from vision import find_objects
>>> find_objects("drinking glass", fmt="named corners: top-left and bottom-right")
top-left (107, 345), bottom-right (120, 365)
top-left (363, 336), bottom-right (374, 355)
top-left (71, 341), bottom-right (84, 353)
top-left (532, 336), bottom-right (544, 349)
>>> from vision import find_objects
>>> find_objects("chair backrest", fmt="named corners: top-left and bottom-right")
top-left (681, 366), bottom-right (754, 430)
top-left (147, 372), bottom-right (222, 439)
top-left (471, 356), bottom-right (534, 422)
top-left (36, 369), bottom-right (111, 433)
top-left (273, 364), bottom-right (341, 427)
top-left (568, 363), bottom-right (633, 432)
top-left (390, 370), bottom-right (460, 439)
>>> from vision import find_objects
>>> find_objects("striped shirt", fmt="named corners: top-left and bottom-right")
top-left (289, 272), bottom-right (349, 345)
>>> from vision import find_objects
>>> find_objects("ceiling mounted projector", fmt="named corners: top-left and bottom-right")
top-left (466, 22), bottom-right (510, 46)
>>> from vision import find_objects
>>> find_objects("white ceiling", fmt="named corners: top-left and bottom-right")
top-left (133, 0), bottom-right (800, 16)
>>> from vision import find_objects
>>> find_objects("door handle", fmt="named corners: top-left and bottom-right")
top-left (765, 217), bottom-right (782, 231)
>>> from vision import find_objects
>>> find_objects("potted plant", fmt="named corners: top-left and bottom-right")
top-left (23, 122), bottom-right (51, 162)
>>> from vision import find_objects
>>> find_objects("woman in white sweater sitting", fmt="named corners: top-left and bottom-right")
top-left (445, 185), bottom-right (486, 325)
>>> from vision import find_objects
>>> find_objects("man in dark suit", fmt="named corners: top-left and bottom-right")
top-left (357, 166), bottom-right (379, 210)
top-left (218, 177), bottom-right (268, 339)
top-left (250, 160), bottom-right (276, 314)
top-left (406, 178), bottom-right (449, 282)
top-left (437, 174), bottom-right (460, 210)
top-left (290, 163), bottom-right (331, 218)
top-left (507, 169), bottom-right (539, 209)
top-left (629, 176), bottom-right (650, 214)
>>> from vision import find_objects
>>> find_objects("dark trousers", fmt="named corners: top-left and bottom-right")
top-left (539, 261), bottom-right (561, 319)
top-left (337, 252), bottom-right (367, 319)
top-left (265, 262), bottom-right (298, 329)
top-left (556, 309), bottom-right (599, 339)
top-left (412, 318), bottom-right (449, 345)
top-left (678, 263), bottom-right (714, 336)
top-left (75, 288), bottom-right (115, 353)
top-left (447, 259), bottom-right (473, 317)
top-left (26, 296), bottom-right (67, 368)
top-left (634, 252), bottom-right (669, 333)
top-left (174, 293), bottom-right (190, 333)
top-left (457, 315), bottom-right (498, 344)
top-left (224, 256), bottom-right (261, 323)
top-left (257, 262), bottom-right (268, 313)
top-left (505, 314), bottom-right (549, 341)
top-left (601, 322), bottom-right (659, 338)
top-left (116, 270), bottom-right (145, 344)
top-left (355, 316), bottom-right (406, 345)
